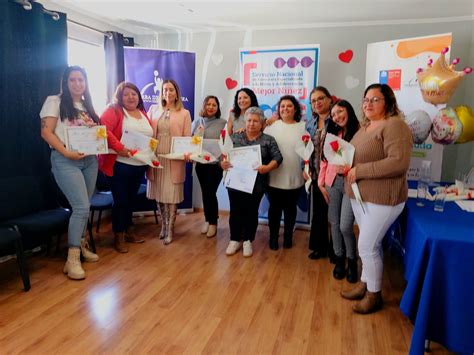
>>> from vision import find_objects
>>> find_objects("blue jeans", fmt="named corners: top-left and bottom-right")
top-left (51, 151), bottom-right (98, 247)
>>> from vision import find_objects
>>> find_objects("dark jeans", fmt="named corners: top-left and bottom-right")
top-left (228, 189), bottom-right (264, 242)
top-left (108, 162), bottom-right (147, 233)
top-left (267, 186), bottom-right (302, 240)
top-left (195, 163), bottom-right (222, 225)
top-left (308, 182), bottom-right (329, 253)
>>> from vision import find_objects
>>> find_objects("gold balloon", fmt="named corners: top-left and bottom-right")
top-left (455, 105), bottom-right (474, 144)
top-left (417, 50), bottom-right (471, 105)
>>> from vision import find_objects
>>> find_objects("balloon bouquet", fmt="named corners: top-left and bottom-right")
top-left (405, 47), bottom-right (472, 145)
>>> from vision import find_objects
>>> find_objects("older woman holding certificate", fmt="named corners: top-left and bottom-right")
top-left (147, 79), bottom-right (192, 245)
top-left (99, 82), bottom-right (153, 253)
top-left (40, 66), bottom-right (100, 280)
top-left (221, 107), bottom-right (282, 257)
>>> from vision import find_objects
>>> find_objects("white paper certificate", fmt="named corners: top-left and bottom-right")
top-left (171, 137), bottom-right (202, 155)
top-left (228, 145), bottom-right (262, 169)
top-left (121, 130), bottom-right (154, 151)
top-left (224, 167), bottom-right (258, 194)
top-left (202, 139), bottom-right (221, 158)
top-left (65, 126), bottom-right (108, 155)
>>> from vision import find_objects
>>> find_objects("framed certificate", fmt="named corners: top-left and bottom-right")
top-left (171, 137), bottom-right (202, 155)
top-left (64, 126), bottom-right (108, 155)
top-left (228, 145), bottom-right (262, 169)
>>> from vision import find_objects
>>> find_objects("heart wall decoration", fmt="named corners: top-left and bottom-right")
top-left (338, 49), bottom-right (354, 63)
top-left (225, 77), bottom-right (238, 90)
top-left (211, 53), bottom-right (223, 66)
top-left (345, 75), bottom-right (360, 89)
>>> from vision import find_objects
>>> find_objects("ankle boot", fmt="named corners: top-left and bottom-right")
top-left (346, 257), bottom-right (358, 283)
top-left (341, 281), bottom-right (366, 300)
top-left (269, 236), bottom-right (279, 251)
top-left (125, 228), bottom-right (145, 244)
top-left (164, 204), bottom-right (177, 245)
top-left (80, 238), bottom-right (99, 262)
top-left (63, 247), bottom-right (85, 280)
top-left (332, 255), bottom-right (346, 280)
top-left (159, 203), bottom-right (168, 239)
top-left (353, 291), bottom-right (383, 314)
top-left (114, 232), bottom-right (128, 253)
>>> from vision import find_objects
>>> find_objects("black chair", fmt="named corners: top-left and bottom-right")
top-left (132, 183), bottom-right (159, 224)
top-left (0, 175), bottom-right (71, 253)
top-left (87, 172), bottom-right (113, 253)
top-left (0, 226), bottom-right (30, 291)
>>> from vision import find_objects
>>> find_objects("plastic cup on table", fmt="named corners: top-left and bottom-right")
top-left (433, 187), bottom-right (447, 212)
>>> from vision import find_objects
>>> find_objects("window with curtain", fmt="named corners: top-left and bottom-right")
top-left (67, 22), bottom-right (107, 113)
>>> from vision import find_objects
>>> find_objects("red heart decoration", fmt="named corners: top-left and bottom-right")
top-left (225, 77), bottom-right (238, 90)
top-left (338, 50), bottom-right (353, 63)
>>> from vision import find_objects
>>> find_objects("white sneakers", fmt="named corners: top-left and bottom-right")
top-left (226, 240), bottom-right (253, 257)
top-left (207, 224), bottom-right (217, 238)
top-left (226, 241), bottom-right (242, 255)
top-left (201, 222), bottom-right (209, 234)
top-left (243, 241), bottom-right (253, 257)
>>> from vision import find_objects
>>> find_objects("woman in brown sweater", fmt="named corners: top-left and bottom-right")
top-left (341, 83), bottom-right (412, 314)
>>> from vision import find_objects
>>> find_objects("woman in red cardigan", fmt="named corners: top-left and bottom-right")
top-left (99, 82), bottom-right (153, 253)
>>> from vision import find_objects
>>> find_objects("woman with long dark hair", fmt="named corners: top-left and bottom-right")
top-left (40, 66), bottom-right (100, 280)
top-left (227, 88), bottom-right (259, 135)
top-left (319, 100), bottom-right (359, 282)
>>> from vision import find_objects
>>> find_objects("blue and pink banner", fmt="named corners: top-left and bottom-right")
top-left (124, 47), bottom-right (196, 210)
top-left (240, 45), bottom-right (320, 226)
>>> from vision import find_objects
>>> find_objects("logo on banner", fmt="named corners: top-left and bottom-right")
top-left (140, 70), bottom-right (163, 105)
top-left (379, 69), bottom-right (402, 91)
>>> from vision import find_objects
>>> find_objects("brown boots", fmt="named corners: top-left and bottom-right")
top-left (341, 281), bottom-right (366, 300)
top-left (114, 232), bottom-right (128, 253)
top-left (352, 291), bottom-right (383, 314)
top-left (341, 282), bottom-right (383, 314)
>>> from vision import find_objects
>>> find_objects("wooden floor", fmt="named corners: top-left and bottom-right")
top-left (0, 212), bottom-right (452, 354)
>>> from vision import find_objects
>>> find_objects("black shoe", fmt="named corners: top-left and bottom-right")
top-left (328, 248), bottom-right (337, 264)
top-left (308, 250), bottom-right (325, 260)
top-left (332, 255), bottom-right (346, 280)
top-left (346, 257), bottom-right (358, 283)
top-left (269, 238), bottom-right (279, 251)
top-left (283, 238), bottom-right (292, 249)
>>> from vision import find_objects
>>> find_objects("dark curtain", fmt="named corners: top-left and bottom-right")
top-left (0, 0), bottom-right (67, 179)
top-left (104, 32), bottom-right (125, 104)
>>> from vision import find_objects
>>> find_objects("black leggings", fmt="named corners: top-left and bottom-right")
top-left (267, 186), bottom-right (302, 240)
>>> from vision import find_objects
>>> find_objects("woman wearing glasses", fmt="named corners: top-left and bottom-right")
top-left (304, 86), bottom-right (333, 260)
top-left (341, 83), bottom-right (412, 314)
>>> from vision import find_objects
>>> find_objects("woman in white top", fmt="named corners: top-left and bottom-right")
top-left (264, 95), bottom-right (307, 250)
top-left (99, 82), bottom-right (153, 253)
top-left (40, 66), bottom-right (100, 280)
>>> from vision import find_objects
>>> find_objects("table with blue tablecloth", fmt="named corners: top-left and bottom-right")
top-left (399, 193), bottom-right (474, 355)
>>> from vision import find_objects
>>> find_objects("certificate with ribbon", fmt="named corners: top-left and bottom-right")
top-left (64, 125), bottom-right (108, 155)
